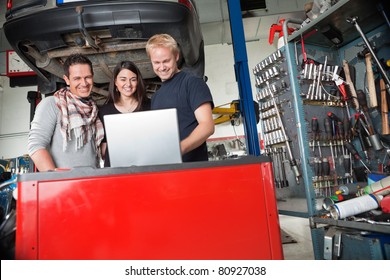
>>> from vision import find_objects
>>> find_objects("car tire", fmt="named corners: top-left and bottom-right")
top-left (181, 41), bottom-right (205, 80)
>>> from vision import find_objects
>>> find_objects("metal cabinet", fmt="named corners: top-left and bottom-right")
top-left (254, 0), bottom-right (390, 259)
top-left (15, 157), bottom-right (283, 260)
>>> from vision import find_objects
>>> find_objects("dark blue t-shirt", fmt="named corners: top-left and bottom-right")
top-left (151, 71), bottom-right (214, 162)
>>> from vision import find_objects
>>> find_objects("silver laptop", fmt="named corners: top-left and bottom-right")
top-left (104, 108), bottom-right (182, 167)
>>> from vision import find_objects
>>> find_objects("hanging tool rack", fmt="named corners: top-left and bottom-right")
top-left (254, 0), bottom-right (390, 259)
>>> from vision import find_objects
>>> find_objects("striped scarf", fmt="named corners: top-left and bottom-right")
top-left (54, 88), bottom-right (104, 158)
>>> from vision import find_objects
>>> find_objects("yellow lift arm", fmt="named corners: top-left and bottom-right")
top-left (212, 100), bottom-right (241, 125)
top-left (212, 100), bottom-right (260, 125)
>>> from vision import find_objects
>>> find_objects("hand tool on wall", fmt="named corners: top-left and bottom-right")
top-left (356, 90), bottom-right (383, 150)
top-left (314, 157), bottom-right (322, 196)
top-left (357, 48), bottom-right (378, 108)
top-left (350, 114), bottom-right (370, 159)
top-left (352, 113), bottom-right (372, 159)
top-left (357, 117), bottom-right (372, 156)
top-left (356, 90), bottom-right (375, 134)
top-left (343, 154), bottom-right (352, 183)
top-left (380, 79), bottom-right (390, 135)
top-left (322, 157), bottom-right (330, 196)
top-left (266, 81), bottom-right (301, 183)
top-left (333, 120), bottom-right (339, 158)
top-left (324, 117), bottom-right (335, 169)
top-left (315, 64), bottom-right (323, 100)
top-left (279, 147), bottom-right (289, 188)
top-left (327, 113), bottom-right (341, 127)
top-left (343, 116), bottom-right (352, 142)
top-left (268, 149), bottom-right (279, 188)
top-left (337, 120), bottom-right (346, 156)
top-left (272, 148), bottom-right (281, 188)
top-left (377, 2), bottom-right (390, 29)
top-left (344, 141), bottom-right (371, 173)
top-left (342, 60), bottom-right (359, 110)
top-left (343, 116), bottom-right (353, 182)
top-left (327, 112), bottom-right (342, 156)
top-left (359, 122), bottom-right (371, 159)
top-left (311, 117), bottom-right (322, 157)
top-left (276, 150), bottom-right (287, 187)
top-left (347, 16), bottom-right (390, 96)
top-left (311, 117), bottom-right (317, 150)
top-left (332, 72), bottom-right (351, 118)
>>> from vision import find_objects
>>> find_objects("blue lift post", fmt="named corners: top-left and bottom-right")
top-left (227, 0), bottom-right (261, 156)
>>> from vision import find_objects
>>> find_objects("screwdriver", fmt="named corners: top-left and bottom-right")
top-left (356, 90), bottom-right (375, 135)
top-left (324, 117), bottom-right (335, 168)
top-left (311, 117), bottom-right (318, 151)
top-left (311, 117), bottom-right (322, 157)
top-left (343, 116), bottom-right (353, 180)
top-left (279, 147), bottom-right (289, 188)
top-left (327, 112), bottom-right (341, 155)
top-left (344, 141), bottom-right (371, 173)
top-left (314, 157), bottom-right (322, 196)
top-left (322, 157), bottom-right (330, 196)
top-left (343, 116), bottom-right (351, 141)
top-left (343, 154), bottom-right (352, 183)
top-left (337, 120), bottom-right (345, 155)
top-left (327, 112), bottom-right (341, 123)
top-left (357, 118), bottom-right (370, 160)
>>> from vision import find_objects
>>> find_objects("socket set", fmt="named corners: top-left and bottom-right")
top-left (254, 49), bottom-right (302, 187)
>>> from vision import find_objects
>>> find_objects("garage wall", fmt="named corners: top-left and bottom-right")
top-left (206, 39), bottom-right (276, 140)
top-left (0, 39), bottom-right (276, 160)
top-left (0, 76), bottom-right (32, 159)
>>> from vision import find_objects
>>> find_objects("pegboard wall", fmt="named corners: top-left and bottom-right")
top-left (254, 23), bottom-right (390, 217)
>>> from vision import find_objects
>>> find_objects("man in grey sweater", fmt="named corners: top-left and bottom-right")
top-left (28, 54), bottom-right (104, 171)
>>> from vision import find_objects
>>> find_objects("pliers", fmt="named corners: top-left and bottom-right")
top-left (332, 72), bottom-right (351, 118)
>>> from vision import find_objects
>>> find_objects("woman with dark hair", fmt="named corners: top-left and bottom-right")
top-left (98, 60), bottom-right (151, 167)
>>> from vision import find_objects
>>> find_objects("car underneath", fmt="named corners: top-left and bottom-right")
top-left (4, 0), bottom-right (205, 104)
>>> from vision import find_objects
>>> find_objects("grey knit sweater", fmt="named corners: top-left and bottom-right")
top-left (28, 96), bottom-right (99, 169)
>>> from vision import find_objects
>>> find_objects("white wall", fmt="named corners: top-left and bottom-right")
top-left (0, 76), bottom-right (34, 159)
top-left (205, 39), bottom-right (276, 139)
top-left (0, 39), bottom-right (276, 159)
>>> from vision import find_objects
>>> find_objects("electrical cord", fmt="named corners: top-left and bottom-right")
top-left (232, 124), bottom-right (245, 148)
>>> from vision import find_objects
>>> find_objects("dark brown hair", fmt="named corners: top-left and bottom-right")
top-left (63, 53), bottom-right (93, 77)
top-left (106, 60), bottom-right (146, 111)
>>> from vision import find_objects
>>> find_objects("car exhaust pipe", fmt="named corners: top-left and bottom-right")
top-left (23, 45), bottom-right (65, 78)
top-left (76, 6), bottom-right (100, 50)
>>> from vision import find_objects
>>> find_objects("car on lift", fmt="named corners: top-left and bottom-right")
top-left (3, 0), bottom-right (205, 102)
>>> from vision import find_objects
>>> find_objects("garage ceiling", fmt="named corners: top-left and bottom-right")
top-left (196, 0), bottom-right (308, 45)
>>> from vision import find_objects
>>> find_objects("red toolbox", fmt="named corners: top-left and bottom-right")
top-left (15, 156), bottom-right (283, 260)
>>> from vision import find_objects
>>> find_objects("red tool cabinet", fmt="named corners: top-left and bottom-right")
top-left (15, 156), bottom-right (283, 260)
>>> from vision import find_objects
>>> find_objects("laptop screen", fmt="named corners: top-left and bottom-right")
top-left (104, 108), bottom-right (182, 167)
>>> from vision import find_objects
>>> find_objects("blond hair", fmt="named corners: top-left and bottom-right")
top-left (145, 34), bottom-right (180, 58)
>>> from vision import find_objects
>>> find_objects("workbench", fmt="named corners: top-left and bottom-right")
top-left (15, 156), bottom-right (283, 260)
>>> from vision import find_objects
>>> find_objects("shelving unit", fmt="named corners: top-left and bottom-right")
top-left (289, 0), bottom-right (387, 48)
top-left (254, 0), bottom-right (390, 259)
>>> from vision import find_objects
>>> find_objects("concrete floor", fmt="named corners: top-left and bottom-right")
top-left (279, 215), bottom-right (315, 260)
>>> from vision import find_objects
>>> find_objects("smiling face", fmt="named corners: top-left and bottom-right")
top-left (115, 68), bottom-right (138, 98)
top-left (63, 63), bottom-right (94, 98)
top-left (149, 46), bottom-right (179, 82)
